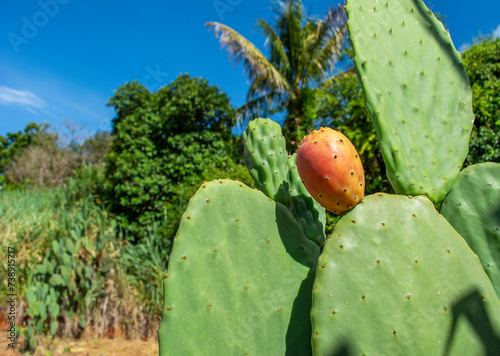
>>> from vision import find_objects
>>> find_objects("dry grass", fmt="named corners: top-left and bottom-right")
top-left (0, 330), bottom-right (158, 356)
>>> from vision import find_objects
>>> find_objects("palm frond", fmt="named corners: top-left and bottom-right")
top-left (206, 22), bottom-right (290, 93)
top-left (236, 92), bottom-right (288, 124)
top-left (305, 5), bottom-right (348, 86)
top-left (272, 0), bottom-right (306, 86)
top-left (257, 19), bottom-right (291, 79)
top-left (317, 5), bottom-right (346, 44)
top-left (316, 68), bottom-right (357, 90)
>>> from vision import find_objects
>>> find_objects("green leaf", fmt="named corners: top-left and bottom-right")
top-left (62, 253), bottom-right (72, 268)
top-left (85, 265), bottom-right (93, 279)
top-left (52, 240), bottom-right (60, 256)
top-left (27, 303), bottom-right (40, 317)
top-left (26, 287), bottom-right (37, 304)
top-left (78, 314), bottom-right (86, 328)
top-left (49, 274), bottom-right (65, 286)
top-left (39, 303), bottom-right (47, 320)
top-left (50, 321), bottom-right (59, 336)
top-left (32, 264), bottom-right (46, 275)
top-left (66, 239), bottom-right (76, 254)
top-left (49, 303), bottom-right (60, 320)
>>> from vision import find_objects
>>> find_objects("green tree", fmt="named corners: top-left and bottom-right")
top-left (461, 36), bottom-right (500, 164)
top-left (1, 121), bottom-right (112, 188)
top-left (80, 130), bottom-right (113, 166)
top-left (0, 122), bottom-right (49, 184)
top-left (105, 74), bottom-right (251, 241)
top-left (316, 67), bottom-right (392, 195)
top-left (206, 0), bottom-right (348, 148)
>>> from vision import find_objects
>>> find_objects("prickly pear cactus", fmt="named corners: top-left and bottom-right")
top-left (243, 118), bottom-right (289, 204)
top-left (311, 193), bottom-right (500, 356)
top-left (158, 179), bottom-right (320, 355)
top-left (346, 0), bottom-right (474, 204)
top-left (441, 163), bottom-right (500, 298)
top-left (244, 118), bottom-right (326, 247)
top-left (297, 127), bottom-right (365, 214)
top-left (287, 153), bottom-right (326, 246)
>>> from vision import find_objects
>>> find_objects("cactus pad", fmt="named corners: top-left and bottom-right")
top-left (287, 153), bottom-right (326, 246)
top-left (441, 163), bottom-right (500, 298)
top-left (346, 0), bottom-right (474, 204)
top-left (311, 193), bottom-right (500, 355)
top-left (159, 179), bottom-right (320, 355)
top-left (243, 118), bottom-right (289, 204)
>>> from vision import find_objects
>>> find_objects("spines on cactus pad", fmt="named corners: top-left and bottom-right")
top-left (287, 153), bottom-right (326, 246)
top-left (440, 162), bottom-right (500, 298)
top-left (311, 193), bottom-right (500, 355)
top-left (243, 118), bottom-right (289, 204)
top-left (158, 179), bottom-right (320, 355)
top-left (346, 0), bottom-right (474, 204)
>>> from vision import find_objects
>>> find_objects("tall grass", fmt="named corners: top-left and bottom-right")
top-left (1, 188), bottom-right (63, 300)
top-left (0, 164), bottom-right (169, 349)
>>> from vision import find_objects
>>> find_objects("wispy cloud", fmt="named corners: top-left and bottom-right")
top-left (494, 24), bottom-right (500, 38)
top-left (458, 43), bottom-right (469, 52)
top-left (0, 85), bottom-right (45, 109)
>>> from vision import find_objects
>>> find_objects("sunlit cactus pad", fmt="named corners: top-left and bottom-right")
top-left (441, 162), bottom-right (500, 298)
top-left (243, 118), bottom-right (289, 204)
top-left (158, 179), bottom-right (320, 355)
top-left (311, 193), bottom-right (500, 356)
top-left (346, 0), bottom-right (474, 203)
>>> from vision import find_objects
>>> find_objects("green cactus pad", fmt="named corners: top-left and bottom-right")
top-left (441, 163), bottom-right (500, 298)
top-left (346, 0), bottom-right (474, 204)
top-left (287, 153), bottom-right (326, 246)
top-left (311, 193), bottom-right (500, 356)
top-left (159, 179), bottom-right (320, 355)
top-left (243, 118), bottom-right (289, 204)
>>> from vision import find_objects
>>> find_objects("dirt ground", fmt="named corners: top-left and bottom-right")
top-left (0, 330), bottom-right (158, 355)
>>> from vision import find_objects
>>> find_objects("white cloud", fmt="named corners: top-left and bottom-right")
top-left (494, 24), bottom-right (500, 38)
top-left (458, 43), bottom-right (469, 52)
top-left (0, 85), bottom-right (45, 109)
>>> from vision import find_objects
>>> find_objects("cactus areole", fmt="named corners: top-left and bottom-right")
top-left (297, 128), bottom-right (365, 214)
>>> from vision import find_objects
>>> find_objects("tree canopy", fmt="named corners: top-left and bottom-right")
top-left (207, 0), bottom-right (348, 148)
top-left (105, 74), bottom-right (251, 240)
top-left (461, 36), bottom-right (500, 165)
top-left (0, 122), bottom-right (112, 188)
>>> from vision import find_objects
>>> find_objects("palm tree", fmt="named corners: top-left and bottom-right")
top-left (206, 0), bottom-right (348, 148)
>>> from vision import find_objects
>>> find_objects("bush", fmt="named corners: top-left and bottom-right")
top-left (461, 37), bottom-right (500, 164)
top-left (105, 74), bottom-right (250, 244)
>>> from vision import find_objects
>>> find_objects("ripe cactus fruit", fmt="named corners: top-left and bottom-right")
top-left (243, 118), bottom-right (289, 204)
top-left (346, 0), bottom-right (474, 204)
top-left (158, 179), bottom-right (320, 355)
top-left (296, 127), bottom-right (365, 214)
top-left (440, 163), bottom-right (500, 298)
top-left (311, 193), bottom-right (500, 356)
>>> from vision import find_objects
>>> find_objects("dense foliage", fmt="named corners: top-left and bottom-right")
top-left (0, 122), bottom-right (49, 186)
top-left (461, 37), bottom-right (500, 165)
top-left (0, 121), bottom-right (111, 188)
top-left (105, 74), bottom-right (252, 241)
top-left (317, 68), bottom-right (392, 195)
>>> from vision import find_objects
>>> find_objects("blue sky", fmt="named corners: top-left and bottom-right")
top-left (1, 0), bottom-right (499, 138)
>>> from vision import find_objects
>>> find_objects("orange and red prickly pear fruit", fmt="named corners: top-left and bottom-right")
top-left (296, 127), bottom-right (365, 215)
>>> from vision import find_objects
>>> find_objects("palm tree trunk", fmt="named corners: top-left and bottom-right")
top-left (295, 116), bottom-right (301, 145)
